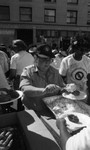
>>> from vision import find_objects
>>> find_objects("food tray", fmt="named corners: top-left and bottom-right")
top-left (43, 95), bottom-right (90, 132)
top-left (43, 95), bottom-right (90, 118)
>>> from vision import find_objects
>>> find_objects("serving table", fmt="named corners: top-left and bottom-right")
top-left (1, 93), bottom-right (90, 150)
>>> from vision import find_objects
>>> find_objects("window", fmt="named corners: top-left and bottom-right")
top-left (67, 10), bottom-right (77, 24)
top-left (44, 9), bottom-right (56, 23)
top-left (87, 11), bottom-right (90, 24)
top-left (19, 7), bottom-right (32, 22)
top-left (19, 0), bottom-right (32, 1)
top-left (36, 29), bottom-right (59, 41)
top-left (67, 0), bottom-right (78, 4)
top-left (0, 6), bottom-right (10, 21)
top-left (88, 2), bottom-right (90, 6)
top-left (44, 0), bottom-right (56, 3)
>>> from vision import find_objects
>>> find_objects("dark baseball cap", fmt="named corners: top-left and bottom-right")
top-left (12, 39), bottom-right (27, 51)
top-left (36, 44), bottom-right (55, 58)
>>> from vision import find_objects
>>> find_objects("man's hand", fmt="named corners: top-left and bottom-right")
top-left (0, 131), bottom-right (13, 150)
top-left (56, 117), bottom-right (71, 150)
top-left (44, 84), bottom-right (61, 94)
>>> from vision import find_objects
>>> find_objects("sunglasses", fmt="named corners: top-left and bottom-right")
top-left (37, 56), bottom-right (54, 63)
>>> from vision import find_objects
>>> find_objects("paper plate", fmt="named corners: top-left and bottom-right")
top-left (64, 112), bottom-right (90, 131)
top-left (0, 90), bottom-right (23, 104)
top-left (62, 91), bottom-right (87, 100)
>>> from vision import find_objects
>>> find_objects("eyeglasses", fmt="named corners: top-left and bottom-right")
top-left (37, 56), bottom-right (54, 63)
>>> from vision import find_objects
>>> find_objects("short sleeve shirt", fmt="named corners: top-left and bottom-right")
top-left (10, 51), bottom-right (34, 75)
top-left (20, 65), bottom-right (64, 89)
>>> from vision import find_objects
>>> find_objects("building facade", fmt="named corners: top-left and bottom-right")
top-left (0, 0), bottom-right (90, 46)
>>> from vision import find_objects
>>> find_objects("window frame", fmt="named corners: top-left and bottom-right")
top-left (87, 11), bottom-right (90, 24)
top-left (67, 10), bottom-right (77, 24)
top-left (19, 0), bottom-right (32, 1)
top-left (44, 8), bottom-right (56, 23)
top-left (19, 7), bottom-right (32, 22)
top-left (44, 0), bottom-right (56, 3)
top-left (0, 5), bottom-right (10, 21)
top-left (67, 0), bottom-right (78, 4)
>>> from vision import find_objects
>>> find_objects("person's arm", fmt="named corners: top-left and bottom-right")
top-left (21, 84), bottom-right (62, 98)
top-left (56, 117), bottom-right (90, 150)
top-left (56, 118), bottom-right (71, 150)
top-left (21, 85), bottom-right (45, 97)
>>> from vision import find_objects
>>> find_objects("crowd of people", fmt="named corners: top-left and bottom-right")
top-left (1, 34), bottom-right (90, 150)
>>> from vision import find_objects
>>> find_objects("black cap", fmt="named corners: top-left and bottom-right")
top-left (12, 39), bottom-right (27, 51)
top-left (29, 44), bottom-right (37, 54)
top-left (36, 44), bottom-right (55, 58)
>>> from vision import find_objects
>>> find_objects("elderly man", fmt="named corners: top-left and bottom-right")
top-left (20, 44), bottom-right (65, 112)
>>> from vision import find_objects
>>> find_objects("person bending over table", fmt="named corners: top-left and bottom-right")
top-left (19, 44), bottom-right (65, 113)
top-left (56, 116), bottom-right (90, 150)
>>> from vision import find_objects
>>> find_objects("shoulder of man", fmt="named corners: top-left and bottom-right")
top-left (22, 64), bottom-right (37, 76)
top-left (11, 53), bottom-right (19, 59)
top-left (61, 54), bottom-right (73, 64)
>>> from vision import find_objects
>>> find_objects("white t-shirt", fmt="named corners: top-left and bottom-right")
top-left (10, 51), bottom-right (34, 75)
top-left (66, 126), bottom-right (90, 150)
top-left (59, 54), bottom-right (90, 91)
